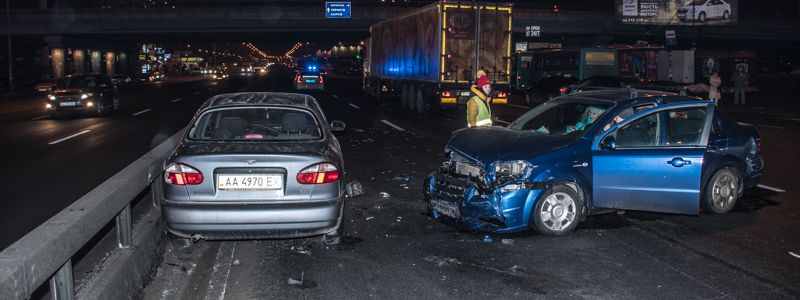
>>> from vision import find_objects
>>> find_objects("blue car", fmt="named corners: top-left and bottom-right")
top-left (424, 89), bottom-right (764, 236)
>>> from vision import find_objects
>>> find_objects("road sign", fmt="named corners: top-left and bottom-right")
top-left (326, 2), bottom-right (351, 19)
top-left (665, 30), bottom-right (677, 47)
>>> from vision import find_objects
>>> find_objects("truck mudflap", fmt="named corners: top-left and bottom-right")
top-left (424, 171), bottom-right (544, 233)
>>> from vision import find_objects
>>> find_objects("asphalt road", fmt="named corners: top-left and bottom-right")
top-left (129, 69), bottom-right (799, 298)
top-left (0, 74), bottom-right (263, 249)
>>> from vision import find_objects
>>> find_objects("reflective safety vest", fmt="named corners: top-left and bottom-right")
top-left (467, 86), bottom-right (492, 127)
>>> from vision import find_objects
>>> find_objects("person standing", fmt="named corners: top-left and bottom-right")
top-left (466, 71), bottom-right (493, 127)
top-left (709, 71), bottom-right (721, 102)
top-left (731, 66), bottom-right (749, 106)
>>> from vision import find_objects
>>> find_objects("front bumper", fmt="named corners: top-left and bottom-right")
top-left (424, 171), bottom-right (544, 233)
top-left (161, 197), bottom-right (343, 239)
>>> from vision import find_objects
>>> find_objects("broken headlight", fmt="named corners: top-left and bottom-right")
top-left (493, 160), bottom-right (531, 182)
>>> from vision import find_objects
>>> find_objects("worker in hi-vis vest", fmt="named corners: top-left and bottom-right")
top-left (466, 71), bottom-right (493, 127)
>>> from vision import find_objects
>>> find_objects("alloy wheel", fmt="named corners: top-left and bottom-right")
top-left (712, 173), bottom-right (738, 210)
top-left (539, 192), bottom-right (577, 231)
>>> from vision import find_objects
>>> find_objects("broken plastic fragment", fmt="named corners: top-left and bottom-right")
top-left (482, 235), bottom-right (493, 243)
top-left (288, 272), bottom-right (304, 285)
top-left (346, 180), bottom-right (364, 198)
top-left (379, 192), bottom-right (390, 198)
top-left (501, 238), bottom-right (514, 245)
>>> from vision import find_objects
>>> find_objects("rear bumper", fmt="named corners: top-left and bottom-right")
top-left (296, 83), bottom-right (324, 90)
top-left (161, 197), bottom-right (343, 239)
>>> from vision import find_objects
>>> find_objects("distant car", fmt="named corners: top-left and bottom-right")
top-left (425, 89), bottom-right (763, 236)
top-left (295, 68), bottom-right (325, 90)
top-left (35, 76), bottom-right (56, 93)
top-left (677, 0), bottom-right (732, 23)
top-left (211, 69), bottom-right (229, 80)
top-left (160, 92), bottom-right (348, 244)
top-left (111, 74), bottom-right (132, 86)
top-left (148, 71), bottom-right (165, 82)
top-left (524, 76), bottom-right (579, 104)
top-left (46, 74), bottom-right (119, 118)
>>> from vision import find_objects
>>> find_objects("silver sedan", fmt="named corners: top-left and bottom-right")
top-left (160, 92), bottom-right (347, 244)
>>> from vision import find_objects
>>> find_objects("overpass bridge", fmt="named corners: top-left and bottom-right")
top-left (1, 6), bottom-right (799, 41)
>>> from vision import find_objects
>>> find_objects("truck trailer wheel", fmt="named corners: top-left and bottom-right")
top-left (415, 89), bottom-right (429, 114)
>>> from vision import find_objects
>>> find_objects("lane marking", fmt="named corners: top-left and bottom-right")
top-left (756, 124), bottom-right (784, 130)
top-left (381, 119), bottom-right (405, 131)
top-left (348, 103), bottom-right (361, 109)
top-left (494, 119), bottom-right (511, 125)
top-left (507, 104), bottom-right (529, 109)
top-left (132, 108), bottom-right (152, 116)
top-left (757, 184), bottom-right (786, 193)
top-left (332, 94), bottom-right (339, 99)
top-left (32, 115), bottom-right (49, 120)
top-left (48, 130), bottom-right (91, 145)
top-left (170, 98), bottom-right (183, 103)
top-left (790, 252), bottom-right (800, 259)
top-left (193, 91), bottom-right (201, 95)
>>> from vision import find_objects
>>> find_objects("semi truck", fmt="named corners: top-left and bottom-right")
top-left (363, 1), bottom-right (512, 113)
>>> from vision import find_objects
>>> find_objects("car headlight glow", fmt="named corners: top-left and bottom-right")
top-left (80, 93), bottom-right (92, 99)
top-left (46, 103), bottom-right (52, 109)
top-left (494, 160), bottom-right (532, 182)
top-left (48, 95), bottom-right (56, 101)
top-left (85, 101), bottom-right (94, 107)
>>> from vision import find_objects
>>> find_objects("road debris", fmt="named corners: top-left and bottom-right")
top-left (288, 272), bottom-right (304, 285)
top-left (392, 175), bottom-right (411, 181)
top-left (379, 192), bottom-right (390, 198)
top-left (423, 255), bottom-right (462, 267)
top-left (346, 180), bottom-right (364, 198)
top-left (232, 259), bottom-right (240, 266)
top-left (482, 235), bottom-right (493, 243)
top-left (501, 238), bottom-right (514, 245)
top-left (365, 216), bottom-right (374, 220)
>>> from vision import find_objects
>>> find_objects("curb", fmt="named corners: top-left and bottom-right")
top-left (75, 206), bottom-right (165, 300)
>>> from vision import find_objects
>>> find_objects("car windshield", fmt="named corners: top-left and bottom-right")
top-left (56, 76), bottom-right (98, 88)
top-left (509, 101), bottom-right (612, 138)
top-left (189, 107), bottom-right (322, 141)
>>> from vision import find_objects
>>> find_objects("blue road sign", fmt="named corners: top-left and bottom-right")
top-left (326, 2), bottom-right (351, 19)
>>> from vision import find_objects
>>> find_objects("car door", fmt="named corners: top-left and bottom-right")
top-left (591, 102), bottom-right (715, 214)
top-left (711, 0), bottom-right (723, 18)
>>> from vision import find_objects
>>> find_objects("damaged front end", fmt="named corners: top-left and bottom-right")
top-left (423, 151), bottom-right (545, 233)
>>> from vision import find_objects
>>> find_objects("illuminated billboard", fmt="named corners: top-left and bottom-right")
top-left (617, 0), bottom-right (738, 25)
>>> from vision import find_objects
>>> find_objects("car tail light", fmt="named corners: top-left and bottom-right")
top-left (165, 163), bottom-right (203, 185)
top-left (318, 75), bottom-right (324, 83)
top-left (296, 75), bottom-right (302, 83)
top-left (559, 87), bottom-right (568, 94)
top-left (442, 91), bottom-right (452, 97)
top-left (497, 92), bottom-right (507, 98)
top-left (297, 162), bottom-right (339, 184)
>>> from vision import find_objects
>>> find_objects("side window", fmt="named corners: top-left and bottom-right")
top-left (613, 112), bottom-right (660, 148)
top-left (664, 107), bottom-right (708, 146)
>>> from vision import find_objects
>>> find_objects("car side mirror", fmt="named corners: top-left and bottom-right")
top-left (600, 135), bottom-right (617, 150)
top-left (330, 120), bottom-right (346, 136)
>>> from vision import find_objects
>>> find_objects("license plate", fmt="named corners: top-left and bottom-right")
top-left (217, 174), bottom-right (283, 190)
top-left (305, 80), bottom-right (317, 83)
top-left (460, 91), bottom-right (471, 97)
top-left (60, 102), bottom-right (77, 107)
top-left (440, 97), bottom-right (457, 104)
top-left (493, 98), bottom-right (508, 104)
top-left (431, 200), bottom-right (460, 219)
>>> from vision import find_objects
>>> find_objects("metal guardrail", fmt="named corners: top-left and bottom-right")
top-left (0, 128), bottom-right (185, 299)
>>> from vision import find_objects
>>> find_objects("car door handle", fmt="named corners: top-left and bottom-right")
top-left (667, 157), bottom-right (691, 168)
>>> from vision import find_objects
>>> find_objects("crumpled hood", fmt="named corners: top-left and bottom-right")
top-left (447, 126), bottom-right (572, 164)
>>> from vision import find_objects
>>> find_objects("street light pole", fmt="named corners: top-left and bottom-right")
top-left (5, 0), bottom-right (13, 93)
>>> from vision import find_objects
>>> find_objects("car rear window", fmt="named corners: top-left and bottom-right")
top-left (189, 107), bottom-right (322, 141)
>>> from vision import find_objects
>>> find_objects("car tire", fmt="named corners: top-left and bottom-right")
top-left (532, 184), bottom-right (583, 236)
top-left (698, 12), bottom-right (706, 22)
top-left (703, 167), bottom-right (741, 214)
top-left (723, 11), bottom-right (729, 20)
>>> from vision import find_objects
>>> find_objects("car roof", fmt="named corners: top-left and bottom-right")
top-left (557, 88), bottom-right (703, 105)
top-left (199, 92), bottom-right (320, 111)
